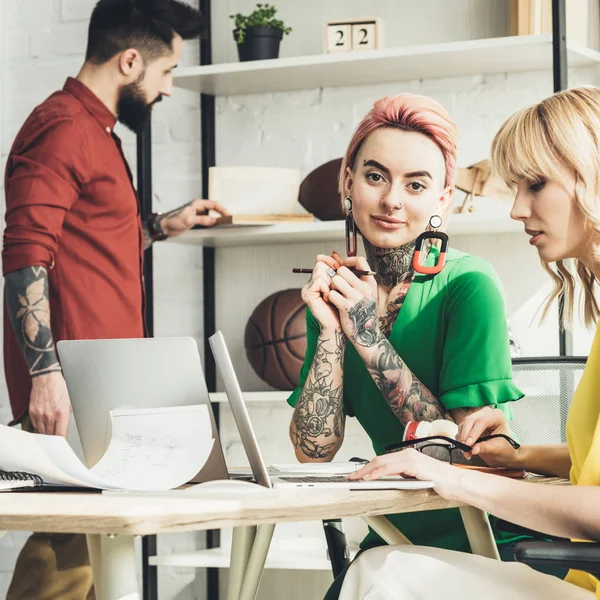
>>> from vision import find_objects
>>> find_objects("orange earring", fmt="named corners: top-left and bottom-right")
top-left (412, 215), bottom-right (448, 275)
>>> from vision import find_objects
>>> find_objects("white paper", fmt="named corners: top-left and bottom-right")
top-left (0, 405), bottom-right (214, 491)
top-left (90, 405), bottom-right (214, 490)
top-left (0, 425), bottom-right (118, 488)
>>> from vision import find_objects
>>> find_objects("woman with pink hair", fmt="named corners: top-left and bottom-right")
top-left (287, 93), bottom-right (523, 598)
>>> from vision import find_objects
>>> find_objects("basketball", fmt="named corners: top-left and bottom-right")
top-left (244, 289), bottom-right (307, 390)
top-left (298, 157), bottom-right (345, 221)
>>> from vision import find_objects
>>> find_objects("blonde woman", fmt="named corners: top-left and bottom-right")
top-left (340, 86), bottom-right (600, 599)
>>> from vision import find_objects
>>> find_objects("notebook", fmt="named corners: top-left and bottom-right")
top-left (0, 470), bottom-right (96, 493)
top-left (0, 470), bottom-right (42, 491)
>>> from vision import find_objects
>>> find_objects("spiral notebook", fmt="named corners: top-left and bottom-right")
top-left (0, 470), bottom-right (42, 491)
top-left (0, 470), bottom-right (97, 493)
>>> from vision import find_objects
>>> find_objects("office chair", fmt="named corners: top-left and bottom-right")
top-left (498, 357), bottom-right (600, 577)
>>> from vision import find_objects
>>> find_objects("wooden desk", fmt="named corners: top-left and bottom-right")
top-left (0, 480), bottom-right (560, 600)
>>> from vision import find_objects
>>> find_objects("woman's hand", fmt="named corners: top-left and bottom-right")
top-left (457, 407), bottom-right (522, 468)
top-left (301, 254), bottom-right (342, 332)
top-left (349, 449), bottom-right (463, 501)
top-left (327, 255), bottom-right (380, 348)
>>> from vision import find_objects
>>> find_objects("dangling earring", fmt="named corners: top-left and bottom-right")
top-left (412, 215), bottom-right (449, 275)
top-left (344, 196), bottom-right (358, 257)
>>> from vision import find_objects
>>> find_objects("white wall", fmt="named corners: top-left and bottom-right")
top-left (1, 0), bottom-right (598, 598)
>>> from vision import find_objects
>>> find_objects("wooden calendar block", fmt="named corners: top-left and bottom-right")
top-left (325, 18), bottom-right (383, 53)
top-left (325, 23), bottom-right (351, 53)
top-left (352, 23), bottom-right (377, 50)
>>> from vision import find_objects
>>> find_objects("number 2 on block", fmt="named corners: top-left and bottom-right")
top-left (351, 23), bottom-right (376, 50)
top-left (327, 24), bottom-right (351, 52)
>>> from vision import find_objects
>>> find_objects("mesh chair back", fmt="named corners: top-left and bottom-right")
top-left (509, 358), bottom-right (586, 445)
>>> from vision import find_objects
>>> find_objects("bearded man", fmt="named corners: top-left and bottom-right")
top-left (2, 1), bottom-right (227, 598)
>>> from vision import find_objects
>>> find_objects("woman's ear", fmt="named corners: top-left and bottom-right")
top-left (343, 166), bottom-right (354, 198)
top-left (438, 186), bottom-right (454, 217)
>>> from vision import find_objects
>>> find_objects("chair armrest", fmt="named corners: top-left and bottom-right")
top-left (494, 518), bottom-right (566, 541)
top-left (514, 540), bottom-right (600, 577)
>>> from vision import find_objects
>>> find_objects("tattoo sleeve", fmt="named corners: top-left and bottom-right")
top-left (348, 298), bottom-right (450, 425)
top-left (5, 266), bottom-right (61, 377)
top-left (290, 329), bottom-right (346, 460)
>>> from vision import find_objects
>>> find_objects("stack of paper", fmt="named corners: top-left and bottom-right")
top-left (0, 405), bottom-right (214, 491)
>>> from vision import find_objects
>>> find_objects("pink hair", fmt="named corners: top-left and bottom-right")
top-left (339, 93), bottom-right (458, 197)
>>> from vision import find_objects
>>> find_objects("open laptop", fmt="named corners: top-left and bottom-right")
top-left (57, 337), bottom-right (229, 483)
top-left (208, 331), bottom-right (434, 490)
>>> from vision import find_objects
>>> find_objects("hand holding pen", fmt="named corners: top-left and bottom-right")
top-left (294, 250), bottom-right (375, 278)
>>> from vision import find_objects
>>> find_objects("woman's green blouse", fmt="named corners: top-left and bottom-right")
top-left (287, 248), bottom-right (523, 552)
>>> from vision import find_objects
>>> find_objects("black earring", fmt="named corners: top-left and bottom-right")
top-left (344, 197), bottom-right (357, 257)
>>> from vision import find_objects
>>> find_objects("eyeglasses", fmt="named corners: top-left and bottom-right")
top-left (383, 434), bottom-right (520, 466)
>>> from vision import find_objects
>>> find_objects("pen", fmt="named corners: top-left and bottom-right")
top-left (292, 268), bottom-right (376, 277)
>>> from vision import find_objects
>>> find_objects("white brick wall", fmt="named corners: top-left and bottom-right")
top-left (2, 1), bottom-right (599, 599)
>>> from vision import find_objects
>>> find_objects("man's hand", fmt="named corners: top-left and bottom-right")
top-left (29, 371), bottom-right (71, 436)
top-left (160, 199), bottom-right (229, 237)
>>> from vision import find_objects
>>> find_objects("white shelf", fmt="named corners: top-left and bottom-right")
top-left (150, 538), bottom-right (357, 571)
top-left (170, 212), bottom-right (521, 248)
top-left (209, 391), bottom-right (289, 404)
top-left (173, 35), bottom-right (600, 96)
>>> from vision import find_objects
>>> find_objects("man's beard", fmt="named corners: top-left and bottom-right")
top-left (117, 77), bottom-right (162, 134)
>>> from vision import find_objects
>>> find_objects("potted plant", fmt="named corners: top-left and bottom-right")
top-left (231, 3), bottom-right (292, 62)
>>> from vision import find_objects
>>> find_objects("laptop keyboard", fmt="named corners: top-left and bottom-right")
top-left (279, 476), bottom-right (350, 483)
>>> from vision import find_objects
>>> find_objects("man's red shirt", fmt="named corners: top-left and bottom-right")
top-left (2, 77), bottom-right (145, 424)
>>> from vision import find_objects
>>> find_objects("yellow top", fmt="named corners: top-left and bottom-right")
top-left (565, 324), bottom-right (600, 598)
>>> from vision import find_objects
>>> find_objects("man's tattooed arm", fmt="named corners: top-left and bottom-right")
top-left (347, 297), bottom-right (450, 425)
top-left (290, 329), bottom-right (346, 461)
top-left (142, 202), bottom-right (195, 249)
top-left (5, 267), bottom-right (61, 376)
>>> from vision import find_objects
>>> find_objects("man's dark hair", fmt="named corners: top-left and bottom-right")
top-left (85, 0), bottom-right (205, 64)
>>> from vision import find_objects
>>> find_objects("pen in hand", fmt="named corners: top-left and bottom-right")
top-left (292, 267), bottom-right (376, 277)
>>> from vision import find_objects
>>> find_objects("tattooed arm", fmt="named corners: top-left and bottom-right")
top-left (328, 257), bottom-right (452, 425)
top-left (5, 266), bottom-right (71, 435)
top-left (354, 300), bottom-right (450, 423)
top-left (348, 299), bottom-right (490, 425)
top-left (143, 199), bottom-right (230, 247)
top-left (290, 329), bottom-right (347, 462)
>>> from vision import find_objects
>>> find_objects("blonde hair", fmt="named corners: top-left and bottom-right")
top-left (491, 86), bottom-right (600, 328)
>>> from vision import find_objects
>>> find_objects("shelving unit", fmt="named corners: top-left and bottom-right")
top-left (149, 535), bottom-right (356, 571)
top-left (209, 391), bottom-right (289, 404)
top-left (137, 2), bottom-right (576, 598)
top-left (173, 34), bottom-right (600, 96)
top-left (171, 211), bottom-right (520, 248)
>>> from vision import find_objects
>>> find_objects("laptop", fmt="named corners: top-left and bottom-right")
top-left (208, 331), bottom-right (434, 490)
top-left (57, 337), bottom-right (229, 483)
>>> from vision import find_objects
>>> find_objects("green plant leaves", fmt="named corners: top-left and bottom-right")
top-left (230, 3), bottom-right (292, 44)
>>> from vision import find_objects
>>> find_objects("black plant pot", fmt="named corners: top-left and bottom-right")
top-left (234, 26), bottom-right (283, 62)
